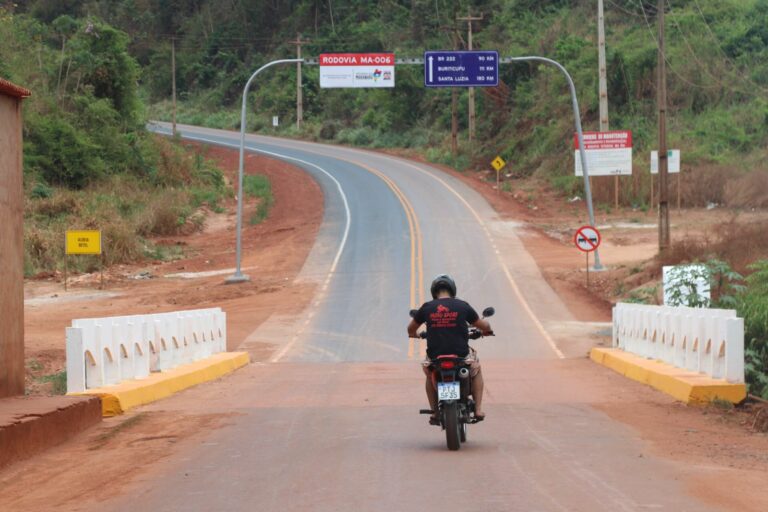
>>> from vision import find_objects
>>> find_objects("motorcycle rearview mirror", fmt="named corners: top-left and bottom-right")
top-left (409, 309), bottom-right (418, 318)
top-left (482, 307), bottom-right (495, 318)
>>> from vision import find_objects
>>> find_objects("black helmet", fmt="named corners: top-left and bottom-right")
top-left (430, 274), bottom-right (457, 299)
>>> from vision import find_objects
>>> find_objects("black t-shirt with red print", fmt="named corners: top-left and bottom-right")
top-left (414, 297), bottom-right (479, 359)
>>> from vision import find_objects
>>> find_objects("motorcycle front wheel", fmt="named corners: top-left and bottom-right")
top-left (443, 402), bottom-right (461, 451)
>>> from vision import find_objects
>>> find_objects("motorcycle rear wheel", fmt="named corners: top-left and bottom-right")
top-left (443, 402), bottom-right (461, 451)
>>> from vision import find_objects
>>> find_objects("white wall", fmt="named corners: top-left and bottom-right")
top-left (66, 308), bottom-right (227, 393)
top-left (612, 303), bottom-right (744, 383)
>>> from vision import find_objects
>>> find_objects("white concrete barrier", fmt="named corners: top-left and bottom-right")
top-left (612, 303), bottom-right (744, 383)
top-left (66, 308), bottom-right (227, 393)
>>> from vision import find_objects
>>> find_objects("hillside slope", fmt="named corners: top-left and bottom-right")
top-left (12, 1), bottom-right (767, 207)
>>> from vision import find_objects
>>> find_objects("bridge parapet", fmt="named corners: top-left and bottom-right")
top-left (66, 308), bottom-right (227, 393)
top-left (613, 303), bottom-right (744, 383)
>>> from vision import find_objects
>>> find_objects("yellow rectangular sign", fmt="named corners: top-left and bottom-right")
top-left (65, 230), bottom-right (102, 255)
top-left (491, 156), bottom-right (506, 172)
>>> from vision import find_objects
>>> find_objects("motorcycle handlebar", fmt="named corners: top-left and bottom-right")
top-left (469, 328), bottom-right (494, 339)
top-left (417, 328), bottom-right (494, 340)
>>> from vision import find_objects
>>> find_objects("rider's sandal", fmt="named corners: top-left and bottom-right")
top-left (429, 415), bottom-right (441, 426)
top-left (474, 413), bottom-right (486, 422)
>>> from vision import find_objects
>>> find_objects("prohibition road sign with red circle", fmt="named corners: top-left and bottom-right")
top-left (574, 225), bottom-right (601, 253)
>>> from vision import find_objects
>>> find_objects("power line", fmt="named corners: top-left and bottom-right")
top-left (604, 0), bottom-right (763, 95)
top-left (636, 0), bottom-right (719, 90)
top-left (604, 0), bottom-right (644, 18)
top-left (690, 0), bottom-right (768, 93)
top-left (664, 0), bottom-right (728, 89)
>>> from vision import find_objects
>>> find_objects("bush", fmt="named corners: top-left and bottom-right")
top-left (738, 261), bottom-right (768, 399)
top-left (30, 182), bottom-right (53, 199)
top-left (243, 174), bottom-right (273, 225)
top-left (140, 191), bottom-right (190, 236)
top-left (319, 120), bottom-right (341, 140)
top-left (664, 259), bottom-right (745, 308)
top-left (25, 113), bottom-right (105, 188)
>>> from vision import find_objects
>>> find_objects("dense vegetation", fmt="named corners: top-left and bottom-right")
top-left (0, 6), bottom-right (228, 274)
top-left (9, 1), bottom-right (768, 208)
top-left (63, 0), bottom-right (767, 209)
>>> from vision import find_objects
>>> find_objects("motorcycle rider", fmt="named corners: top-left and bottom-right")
top-left (407, 274), bottom-right (492, 423)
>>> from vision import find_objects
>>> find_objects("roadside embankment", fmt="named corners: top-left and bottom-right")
top-left (0, 395), bottom-right (102, 469)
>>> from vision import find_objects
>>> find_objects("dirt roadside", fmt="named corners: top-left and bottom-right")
top-left (23, 141), bottom-right (323, 393)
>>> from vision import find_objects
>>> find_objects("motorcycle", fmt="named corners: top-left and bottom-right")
top-left (409, 306), bottom-right (495, 451)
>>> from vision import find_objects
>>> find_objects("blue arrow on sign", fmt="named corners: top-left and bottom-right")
top-left (424, 51), bottom-right (499, 87)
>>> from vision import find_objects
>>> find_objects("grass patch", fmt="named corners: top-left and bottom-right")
top-left (144, 244), bottom-right (185, 262)
top-left (26, 359), bottom-right (44, 372)
top-left (243, 174), bottom-right (273, 225)
top-left (37, 371), bottom-right (67, 395)
top-left (711, 398), bottom-right (735, 411)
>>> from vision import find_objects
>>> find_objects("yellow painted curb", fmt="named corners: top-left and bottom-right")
top-left (69, 352), bottom-right (250, 416)
top-left (590, 347), bottom-right (746, 404)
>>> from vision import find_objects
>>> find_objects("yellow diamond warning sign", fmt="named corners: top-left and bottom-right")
top-left (65, 230), bottom-right (102, 255)
top-left (491, 156), bottom-right (506, 172)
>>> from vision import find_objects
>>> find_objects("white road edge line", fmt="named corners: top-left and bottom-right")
top-left (380, 158), bottom-right (566, 360)
top-left (152, 129), bottom-right (351, 363)
top-left (255, 134), bottom-right (566, 359)
top-left (157, 125), bottom-right (563, 359)
top-left (229, 129), bottom-right (566, 360)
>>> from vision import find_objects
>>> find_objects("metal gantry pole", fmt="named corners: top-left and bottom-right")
top-left (506, 56), bottom-right (604, 270)
top-left (265, 56), bottom-right (603, 269)
top-left (226, 58), bottom-right (303, 284)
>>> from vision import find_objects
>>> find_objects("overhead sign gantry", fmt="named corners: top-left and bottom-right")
top-left (226, 51), bottom-right (606, 283)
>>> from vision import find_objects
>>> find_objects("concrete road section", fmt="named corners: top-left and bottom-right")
top-left (101, 360), bottom-right (716, 512)
top-left (115, 122), bottom-right (722, 511)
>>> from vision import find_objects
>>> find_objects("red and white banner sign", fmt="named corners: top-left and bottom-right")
top-left (319, 53), bottom-right (395, 66)
top-left (574, 130), bottom-right (633, 176)
top-left (574, 130), bottom-right (632, 150)
top-left (319, 53), bottom-right (395, 88)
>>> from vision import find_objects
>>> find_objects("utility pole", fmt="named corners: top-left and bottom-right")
top-left (657, 0), bottom-right (671, 251)
top-left (597, 0), bottom-right (617, 208)
top-left (457, 10), bottom-right (483, 144)
top-left (288, 34), bottom-right (307, 130)
top-left (440, 25), bottom-right (459, 155)
top-left (171, 37), bottom-right (177, 136)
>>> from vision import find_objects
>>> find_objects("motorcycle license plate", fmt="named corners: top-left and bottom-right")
top-left (437, 382), bottom-right (460, 400)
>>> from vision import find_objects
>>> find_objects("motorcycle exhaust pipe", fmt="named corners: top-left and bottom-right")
top-left (458, 367), bottom-right (470, 379)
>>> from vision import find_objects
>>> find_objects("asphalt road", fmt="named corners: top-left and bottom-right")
top-left (110, 122), bottom-right (719, 512)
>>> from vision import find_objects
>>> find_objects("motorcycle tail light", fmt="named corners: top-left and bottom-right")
top-left (440, 361), bottom-right (455, 369)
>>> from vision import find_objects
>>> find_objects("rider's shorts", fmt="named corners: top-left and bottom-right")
top-left (422, 347), bottom-right (481, 378)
